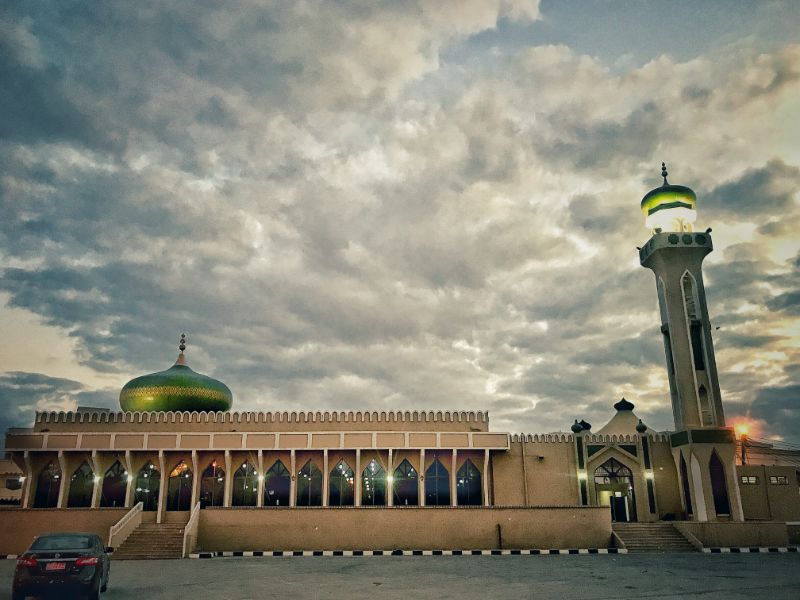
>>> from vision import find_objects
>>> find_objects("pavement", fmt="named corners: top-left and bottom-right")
top-left (1, 553), bottom-right (799, 599)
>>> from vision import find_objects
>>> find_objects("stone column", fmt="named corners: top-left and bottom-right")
top-left (256, 450), bottom-right (264, 508)
top-left (190, 451), bottom-right (200, 509)
top-left (223, 450), bottom-right (232, 507)
top-left (56, 451), bottom-right (68, 508)
top-left (21, 451), bottom-right (33, 508)
top-left (450, 449), bottom-right (458, 506)
top-left (387, 449), bottom-right (394, 507)
top-left (483, 449), bottom-right (490, 506)
top-left (355, 449), bottom-right (361, 507)
top-left (156, 451), bottom-right (166, 524)
top-left (322, 449), bottom-right (329, 507)
top-left (419, 449), bottom-right (426, 506)
top-left (289, 450), bottom-right (296, 508)
top-left (90, 450), bottom-right (102, 508)
top-left (123, 450), bottom-right (135, 508)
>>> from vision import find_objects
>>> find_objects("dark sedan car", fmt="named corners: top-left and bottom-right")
top-left (12, 532), bottom-right (112, 599)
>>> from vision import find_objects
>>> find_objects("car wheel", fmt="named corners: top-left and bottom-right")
top-left (87, 587), bottom-right (101, 600)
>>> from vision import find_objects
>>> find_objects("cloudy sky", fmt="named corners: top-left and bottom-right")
top-left (1, 1), bottom-right (798, 442)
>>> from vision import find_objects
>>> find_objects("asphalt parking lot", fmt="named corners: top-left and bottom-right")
top-left (1, 553), bottom-right (799, 599)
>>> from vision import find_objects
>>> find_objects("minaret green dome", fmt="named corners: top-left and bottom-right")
top-left (119, 334), bottom-right (233, 412)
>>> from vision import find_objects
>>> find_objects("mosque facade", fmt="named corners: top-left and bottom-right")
top-left (2, 169), bottom-right (799, 556)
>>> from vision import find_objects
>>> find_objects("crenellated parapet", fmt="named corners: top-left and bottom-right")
top-left (31, 410), bottom-right (490, 433)
top-left (510, 433), bottom-right (574, 443)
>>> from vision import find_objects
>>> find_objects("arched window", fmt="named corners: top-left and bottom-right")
top-left (329, 460), bottom-right (354, 506)
top-left (680, 453), bottom-right (693, 516)
top-left (167, 461), bottom-right (193, 511)
top-left (594, 457), bottom-right (637, 522)
top-left (698, 385), bottom-right (713, 426)
top-left (67, 462), bottom-right (94, 508)
top-left (682, 272), bottom-right (706, 371)
top-left (201, 461), bottom-right (225, 508)
top-left (232, 461), bottom-right (258, 507)
top-left (134, 462), bottom-right (160, 511)
top-left (33, 462), bottom-right (61, 508)
top-left (296, 460), bottom-right (322, 506)
top-left (101, 461), bottom-right (127, 507)
top-left (425, 456), bottom-right (450, 506)
top-left (361, 459), bottom-right (386, 506)
top-left (709, 451), bottom-right (730, 516)
top-left (264, 460), bottom-right (290, 506)
top-left (456, 460), bottom-right (482, 506)
top-left (392, 459), bottom-right (418, 506)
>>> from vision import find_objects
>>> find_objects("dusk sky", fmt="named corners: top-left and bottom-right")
top-left (1, 1), bottom-right (798, 442)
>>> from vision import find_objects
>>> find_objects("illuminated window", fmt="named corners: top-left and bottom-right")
top-left (201, 462), bottom-right (225, 507)
top-left (769, 476), bottom-right (789, 485)
top-left (425, 456), bottom-right (450, 506)
top-left (264, 460), bottom-right (290, 507)
top-left (67, 462), bottom-right (94, 508)
top-left (100, 460), bottom-right (127, 508)
top-left (233, 461), bottom-right (258, 507)
top-left (329, 460), bottom-right (355, 506)
top-left (740, 475), bottom-right (758, 485)
top-left (392, 459), bottom-right (418, 506)
top-left (361, 459), bottom-right (386, 506)
top-left (456, 460), bottom-right (482, 506)
top-left (134, 461), bottom-right (160, 511)
top-left (296, 460), bottom-right (323, 506)
top-left (33, 462), bottom-right (61, 508)
top-left (167, 461), bottom-right (193, 511)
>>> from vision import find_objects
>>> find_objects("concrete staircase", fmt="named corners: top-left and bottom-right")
top-left (113, 523), bottom-right (185, 560)
top-left (613, 523), bottom-right (697, 553)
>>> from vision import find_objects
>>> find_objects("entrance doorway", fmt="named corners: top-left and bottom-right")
top-left (594, 458), bottom-right (637, 522)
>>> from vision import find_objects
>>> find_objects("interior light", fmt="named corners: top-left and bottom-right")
top-left (577, 471), bottom-right (588, 481)
top-left (645, 471), bottom-right (654, 480)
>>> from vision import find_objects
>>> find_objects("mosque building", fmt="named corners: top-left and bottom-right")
top-left (1, 168), bottom-right (799, 557)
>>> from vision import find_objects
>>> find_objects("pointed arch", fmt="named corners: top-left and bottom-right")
top-left (698, 385), bottom-right (713, 426)
top-left (296, 460), bottom-right (322, 506)
top-left (392, 459), bottom-right (418, 506)
top-left (33, 461), bottom-right (61, 508)
top-left (329, 459), bottom-right (355, 506)
top-left (167, 460), bottom-right (193, 511)
top-left (456, 460), bottom-right (482, 506)
top-left (232, 461), bottom-right (258, 506)
top-left (425, 454), bottom-right (450, 506)
top-left (67, 462), bottom-right (94, 508)
top-left (709, 450), bottom-right (731, 517)
top-left (263, 460), bottom-right (290, 507)
top-left (201, 461), bottom-right (225, 507)
top-left (682, 270), bottom-right (706, 371)
top-left (100, 460), bottom-right (127, 507)
top-left (134, 461), bottom-right (160, 511)
top-left (361, 459), bottom-right (386, 506)
top-left (593, 457), bottom-right (636, 522)
top-left (680, 452), bottom-right (693, 516)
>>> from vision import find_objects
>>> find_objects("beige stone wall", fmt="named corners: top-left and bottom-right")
top-left (0, 508), bottom-right (128, 555)
top-left (674, 521), bottom-right (788, 547)
top-left (492, 439), bottom-right (578, 506)
top-left (737, 465), bottom-right (800, 522)
top-left (650, 439), bottom-right (683, 518)
top-left (197, 506), bottom-right (611, 551)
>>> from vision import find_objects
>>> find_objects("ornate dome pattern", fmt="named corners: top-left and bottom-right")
top-left (119, 334), bottom-right (233, 413)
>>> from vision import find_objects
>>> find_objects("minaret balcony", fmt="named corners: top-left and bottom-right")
top-left (639, 231), bottom-right (713, 266)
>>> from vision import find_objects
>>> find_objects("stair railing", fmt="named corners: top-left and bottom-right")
top-left (108, 502), bottom-right (144, 549)
top-left (182, 501), bottom-right (201, 558)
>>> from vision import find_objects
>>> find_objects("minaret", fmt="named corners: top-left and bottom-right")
top-left (639, 163), bottom-right (743, 522)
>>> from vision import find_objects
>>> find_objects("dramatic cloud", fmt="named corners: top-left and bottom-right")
top-left (0, 1), bottom-right (798, 440)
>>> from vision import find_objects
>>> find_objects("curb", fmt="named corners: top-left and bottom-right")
top-left (703, 546), bottom-right (799, 554)
top-left (189, 548), bottom-right (628, 558)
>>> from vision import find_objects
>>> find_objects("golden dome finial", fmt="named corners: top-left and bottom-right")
top-left (661, 162), bottom-right (669, 185)
top-left (179, 333), bottom-right (187, 353)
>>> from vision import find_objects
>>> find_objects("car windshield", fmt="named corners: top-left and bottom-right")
top-left (30, 535), bottom-right (93, 551)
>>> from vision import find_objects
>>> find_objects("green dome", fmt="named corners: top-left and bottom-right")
top-left (119, 335), bottom-right (233, 412)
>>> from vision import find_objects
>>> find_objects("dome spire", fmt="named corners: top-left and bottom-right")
top-left (661, 161), bottom-right (669, 185)
top-left (175, 333), bottom-right (187, 366)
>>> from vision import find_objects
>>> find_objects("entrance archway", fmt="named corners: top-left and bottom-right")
top-left (594, 458), bottom-right (637, 522)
